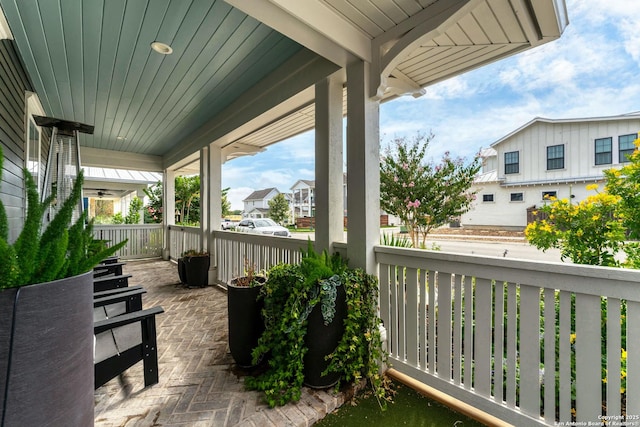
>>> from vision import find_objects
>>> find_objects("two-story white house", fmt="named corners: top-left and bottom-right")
top-left (290, 180), bottom-right (315, 219)
top-left (462, 112), bottom-right (640, 230)
top-left (242, 187), bottom-right (280, 218)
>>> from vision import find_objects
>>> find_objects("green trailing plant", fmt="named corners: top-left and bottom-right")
top-left (245, 240), bottom-right (391, 408)
top-left (0, 147), bottom-right (127, 289)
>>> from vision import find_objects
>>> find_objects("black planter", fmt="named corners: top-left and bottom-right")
top-left (177, 257), bottom-right (187, 284)
top-left (303, 284), bottom-right (347, 388)
top-left (228, 278), bottom-right (266, 368)
top-left (0, 271), bottom-right (94, 426)
top-left (184, 255), bottom-right (210, 287)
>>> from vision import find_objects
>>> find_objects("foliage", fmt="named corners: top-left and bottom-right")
top-left (0, 147), bottom-right (127, 288)
top-left (268, 193), bottom-right (289, 225)
top-left (380, 232), bottom-right (412, 248)
top-left (175, 175), bottom-right (200, 224)
top-left (125, 196), bottom-right (143, 224)
top-left (604, 138), bottom-right (640, 239)
top-left (324, 269), bottom-right (392, 408)
top-left (231, 258), bottom-right (265, 287)
top-left (245, 242), bottom-right (390, 408)
top-left (380, 133), bottom-right (480, 248)
top-left (221, 187), bottom-right (231, 217)
top-left (143, 181), bottom-right (163, 223)
top-left (525, 191), bottom-right (625, 266)
top-left (112, 212), bottom-right (124, 224)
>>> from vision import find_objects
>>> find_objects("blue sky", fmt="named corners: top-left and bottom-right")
top-left (222, 0), bottom-right (640, 210)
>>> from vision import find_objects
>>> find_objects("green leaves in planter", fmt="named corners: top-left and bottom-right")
top-left (0, 146), bottom-right (128, 288)
top-left (245, 242), bottom-right (392, 409)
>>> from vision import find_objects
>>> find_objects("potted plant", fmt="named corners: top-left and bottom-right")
top-left (227, 259), bottom-right (267, 368)
top-left (0, 148), bottom-right (127, 426)
top-left (245, 241), bottom-right (392, 408)
top-left (180, 249), bottom-right (210, 287)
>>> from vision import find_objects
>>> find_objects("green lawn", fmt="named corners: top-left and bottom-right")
top-left (315, 383), bottom-right (485, 427)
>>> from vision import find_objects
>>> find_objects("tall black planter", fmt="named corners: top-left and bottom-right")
top-left (184, 255), bottom-right (210, 287)
top-left (228, 278), bottom-right (266, 368)
top-left (0, 271), bottom-right (94, 426)
top-left (303, 284), bottom-right (347, 388)
top-left (177, 257), bottom-right (187, 284)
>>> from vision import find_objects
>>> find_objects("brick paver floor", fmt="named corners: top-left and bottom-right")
top-left (94, 259), bottom-right (352, 427)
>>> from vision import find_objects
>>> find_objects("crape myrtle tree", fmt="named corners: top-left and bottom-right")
top-left (380, 133), bottom-right (481, 248)
top-left (268, 193), bottom-right (290, 225)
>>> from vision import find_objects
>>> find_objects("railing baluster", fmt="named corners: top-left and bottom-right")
top-left (419, 269), bottom-right (427, 370)
top-left (519, 285), bottom-right (541, 418)
top-left (427, 270), bottom-right (436, 374)
top-left (406, 267), bottom-right (418, 366)
top-left (505, 283), bottom-right (517, 408)
top-left (463, 274), bottom-right (473, 389)
top-left (558, 290), bottom-right (572, 422)
top-left (606, 297), bottom-right (621, 418)
top-left (575, 293), bottom-right (602, 422)
top-left (452, 274), bottom-right (463, 384)
top-left (474, 277), bottom-right (492, 397)
top-left (627, 301), bottom-right (640, 417)
top-left (543, 288), bottom-right (556, 424)
top-left (493, 281), bottom-right (505, 403)
top-left (436, 272), bottom-right (452, 379)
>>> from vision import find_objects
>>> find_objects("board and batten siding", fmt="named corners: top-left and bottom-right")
top-left (497, 119), bottom-right (640, 184)
top-left (0, 39), bottom-right (34, 242)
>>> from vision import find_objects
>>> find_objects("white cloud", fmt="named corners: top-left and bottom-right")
top-left (227, 187), bottom-right (253, 211)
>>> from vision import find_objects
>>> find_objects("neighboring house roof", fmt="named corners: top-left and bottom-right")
top-left (473, 170), bottom-right (500, 184)
top-left (246, 207), bottom-right (270, 214)
top-left (479, 147), bottom-right (497, 158)
top-left (491, 112), bottom-right (640, 148)
top-left (290, 179), bottom-right (315, 190)
top-left (243, 187), bottom-right (278, 202)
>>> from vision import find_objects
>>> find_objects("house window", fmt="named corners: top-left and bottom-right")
top-left (510, 192), bottom-right (524, 202)
top-left (542, 191), bottom-right (557, 200)
top-left (26, 116), bottom-right (41, 193)
top-left (547, 144), bottom-right (564, 170)
top-left (619, 133), bottom-right (637, 163)
top-left (594, 137), bottom-right (612, 165)
top-left (504, 151), bottom-right (519, 174)
top-left (482, 194), bottom-right (494, 202)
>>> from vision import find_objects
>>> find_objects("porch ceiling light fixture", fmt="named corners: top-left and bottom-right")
top-left (151, 41), bottom-right (173, 55)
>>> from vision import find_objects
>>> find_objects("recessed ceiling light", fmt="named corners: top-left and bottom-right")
top-left (151, 41), bottom-right (173, 55)
top-left (116, 136), bottom-right (126, 140)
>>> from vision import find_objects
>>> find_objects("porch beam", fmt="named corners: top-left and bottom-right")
top-left (314, 73), bottom-right (344, 253)
top-left (346, 60), bottom-right (379, 273)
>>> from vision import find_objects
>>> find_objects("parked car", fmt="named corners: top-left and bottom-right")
top-left (236, 218), bottom-right (291, 237)
top-left (221, 219), bottom-right (238, 230)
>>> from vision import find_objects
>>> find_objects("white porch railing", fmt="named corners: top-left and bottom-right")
top-left (376, 245), bottom-right (640, 426)
top-left (167, 225), bottom-right (202, 260)
top-left (93, 224), bottom-right (163, 259)
top-left (211, 230), bottom-right (309, 285)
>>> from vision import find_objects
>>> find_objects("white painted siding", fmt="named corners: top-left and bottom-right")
top-left (462, 115), bottom-right (640, 229)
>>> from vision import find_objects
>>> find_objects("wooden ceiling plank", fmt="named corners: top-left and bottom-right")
top-left (116, 0), bottom-right (219, 153)
top-left (472, 1), bottom-right (509, 44)
top-left (487, 0), bottom-right (527, 43)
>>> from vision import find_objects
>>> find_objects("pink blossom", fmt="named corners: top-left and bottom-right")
top-left (402, 183), bottom-right (406, 187)
top-left (402, 163), bottom-right (408, 170)
top-left (406, 199), bottom-right (421, 209)
top-left (393, 176), bottom-right (398, 182)
top-left (408, 181), bottom-right (414, 187)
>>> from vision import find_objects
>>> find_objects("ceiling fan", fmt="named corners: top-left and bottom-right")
top-left (86, 188), bottom-right (114, 198)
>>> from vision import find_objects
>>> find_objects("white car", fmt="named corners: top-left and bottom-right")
top-left (236, 218), bottom-right (291, 237)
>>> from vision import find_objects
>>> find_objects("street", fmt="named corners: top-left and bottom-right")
top-left (290, 228), bottom-right (567, 263)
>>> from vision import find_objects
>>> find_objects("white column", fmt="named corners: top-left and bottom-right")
top-left (200, 147), bottom-right (209, 253)
top-left (203, 146), bottom-right (222, 283)
top-left (346, 60), bottom-right (380, 273)
top-left (315, 74), bottom-right (344, 253)
top-left (163, 169), bottom-right (176, 260)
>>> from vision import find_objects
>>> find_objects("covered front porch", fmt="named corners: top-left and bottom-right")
top-left (100, 226), bottom-right (640, 426)
top-left (0, 0), bottom-right (581, 425)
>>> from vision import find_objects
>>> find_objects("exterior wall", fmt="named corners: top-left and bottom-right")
top-left (462, 180), bottom-right (601, 230)
top-left (0, 39), bottom-right (34, 242)
top-left (242, 189), bottom-right (279, 213)
top-left (497, 119), bottom-right (640, 185)
top-left (463, 117), bottom-right (640, 229)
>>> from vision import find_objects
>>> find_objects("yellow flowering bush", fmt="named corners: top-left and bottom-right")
top-left (525, 190), bottom-right (625, 266)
